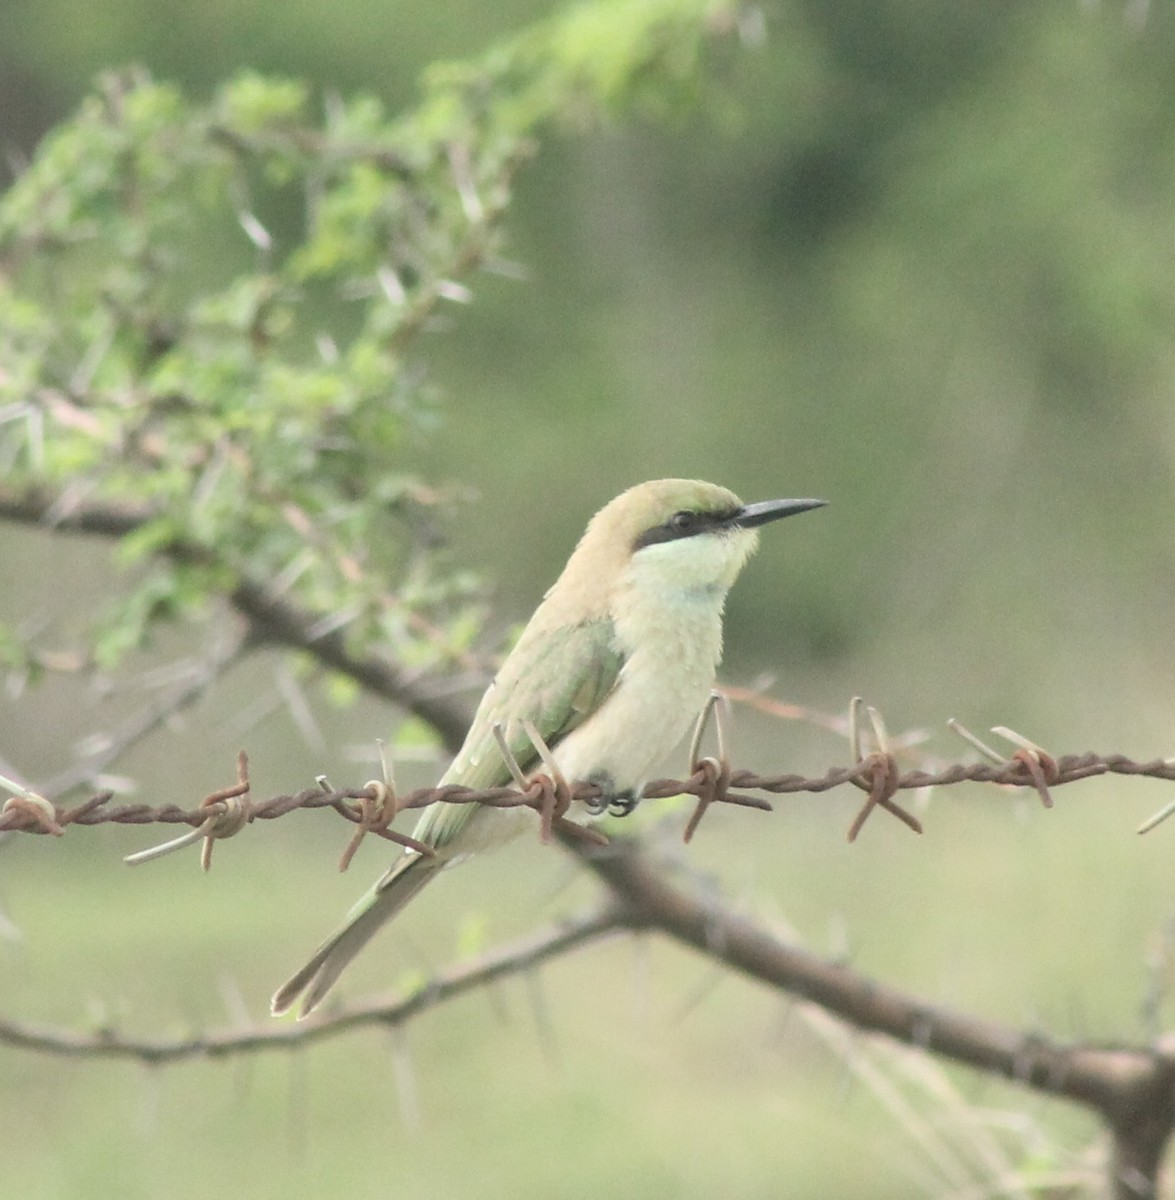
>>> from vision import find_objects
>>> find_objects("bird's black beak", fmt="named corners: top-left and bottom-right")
top-left (732, 497), bottom-right (827, 529)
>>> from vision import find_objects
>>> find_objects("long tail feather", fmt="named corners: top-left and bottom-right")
top-left (270, 856), bottom-right (437, 1018)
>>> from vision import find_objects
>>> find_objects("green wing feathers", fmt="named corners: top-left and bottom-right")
top-left (271, 618), bottom-right (624, 1018)
top-left (414, 618), bottom-right (625, 851)
top-left (270, 853), bottom-right (437, 1017)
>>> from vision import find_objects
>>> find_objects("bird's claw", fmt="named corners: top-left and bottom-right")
top-left (606, 792), bottom-right (639, 818)
top-left (580, 770), bottom-right (638, 818)
top-left (584, 794), bottom-right (608, 817)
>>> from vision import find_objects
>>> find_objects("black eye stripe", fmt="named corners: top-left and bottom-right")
top-left (633, 507), bottom-right (741, 551)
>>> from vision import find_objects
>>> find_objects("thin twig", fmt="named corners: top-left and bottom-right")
top-left (0, 906), bottom-right (628, 1063)
top-left (0, 485), bottom-right (474, 753)
top-left (40, 629), bottom-right (251, 799)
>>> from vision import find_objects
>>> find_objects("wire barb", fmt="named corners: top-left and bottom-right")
top-left (520, 719), bottom-right (574, 844)
top-left (491, 721), bottom-right (529, 791)
top-left (10, 740), bottom-right (1175, 855)
top-left (682, 691), bottom-right (736, 843)
top-left (0, 773), bottom-right (65, 836)
top-left (334, 738), bottom-right (428, 871)
top-left (125, 750), bottom-right (252, 870)
top-left (949, 721), bottom-right (1057, 808)
top-left (1137, 799), bottom-right (1175, 836)
top-left (687, 690), bottom-right (723, 772)
top-left (947, 718), bottom-right (1005, 764)
top-left (486, 720), bottom-right (601, 845)
top-left (846, 699), bottom-right (923, 841)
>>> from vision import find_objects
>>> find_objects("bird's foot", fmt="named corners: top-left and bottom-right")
top-left (582, 771), bottom-right (639, 818)
top-left (607, 792), bottom-right (638, 818)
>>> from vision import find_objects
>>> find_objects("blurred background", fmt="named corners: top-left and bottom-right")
top-left (3, 1), bottom-right (1175, 1196)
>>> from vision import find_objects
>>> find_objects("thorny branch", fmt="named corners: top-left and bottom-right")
top-left (0, 906), bottom-right (628, 1063)
top-left (566, 833), bottom-right (1175, 1200)
top-left (0, 486), bottom-right (475, 750)
top-left (4, 820), bottom-right (1175, 1198)
top-left (4, 751), bottom-right (1175, 1197)
top-left (38, 628), bottom-right (252, 798)
top-left (5, 488), bottom-right (1175, 1194)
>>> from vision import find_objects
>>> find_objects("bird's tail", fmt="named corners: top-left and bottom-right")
top-left (270, 854), bottom-right (438, 1019)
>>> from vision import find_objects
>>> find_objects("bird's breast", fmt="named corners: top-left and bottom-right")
top-left (553, 592), bottom-right (725, 793)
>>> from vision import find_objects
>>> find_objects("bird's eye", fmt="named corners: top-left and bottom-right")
top-left (669, 510), bottom-right (696, 532)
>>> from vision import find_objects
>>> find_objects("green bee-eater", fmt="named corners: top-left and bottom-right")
top-left (272, 479), bottom-right (825, 1017)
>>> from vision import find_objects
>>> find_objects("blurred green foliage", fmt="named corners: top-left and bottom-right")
top-left (0, 0), bottom-right (744, 679)
top-left (4, 0), bottom-right (1175, 734)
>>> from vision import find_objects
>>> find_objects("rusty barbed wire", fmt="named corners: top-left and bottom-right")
top-left (4, 747), bottom-right (1175, 864)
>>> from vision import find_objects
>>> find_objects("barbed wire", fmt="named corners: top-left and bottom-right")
top-left (4, 738), bottom-right (1175, 873)
top-left (6, 723), bottom-right (1175, 1191)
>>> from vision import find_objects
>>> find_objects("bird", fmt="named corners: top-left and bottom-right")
top-left (271, 478), bottom-right (825, 1017)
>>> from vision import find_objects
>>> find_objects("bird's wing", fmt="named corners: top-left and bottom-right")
top-left (274, 619), bottom-right (624, 1015)
top-left (410, 617), bottom-right (625, 853)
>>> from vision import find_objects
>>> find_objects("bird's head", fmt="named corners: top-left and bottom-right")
top-left (553, 479), bottom-right (826, 615)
